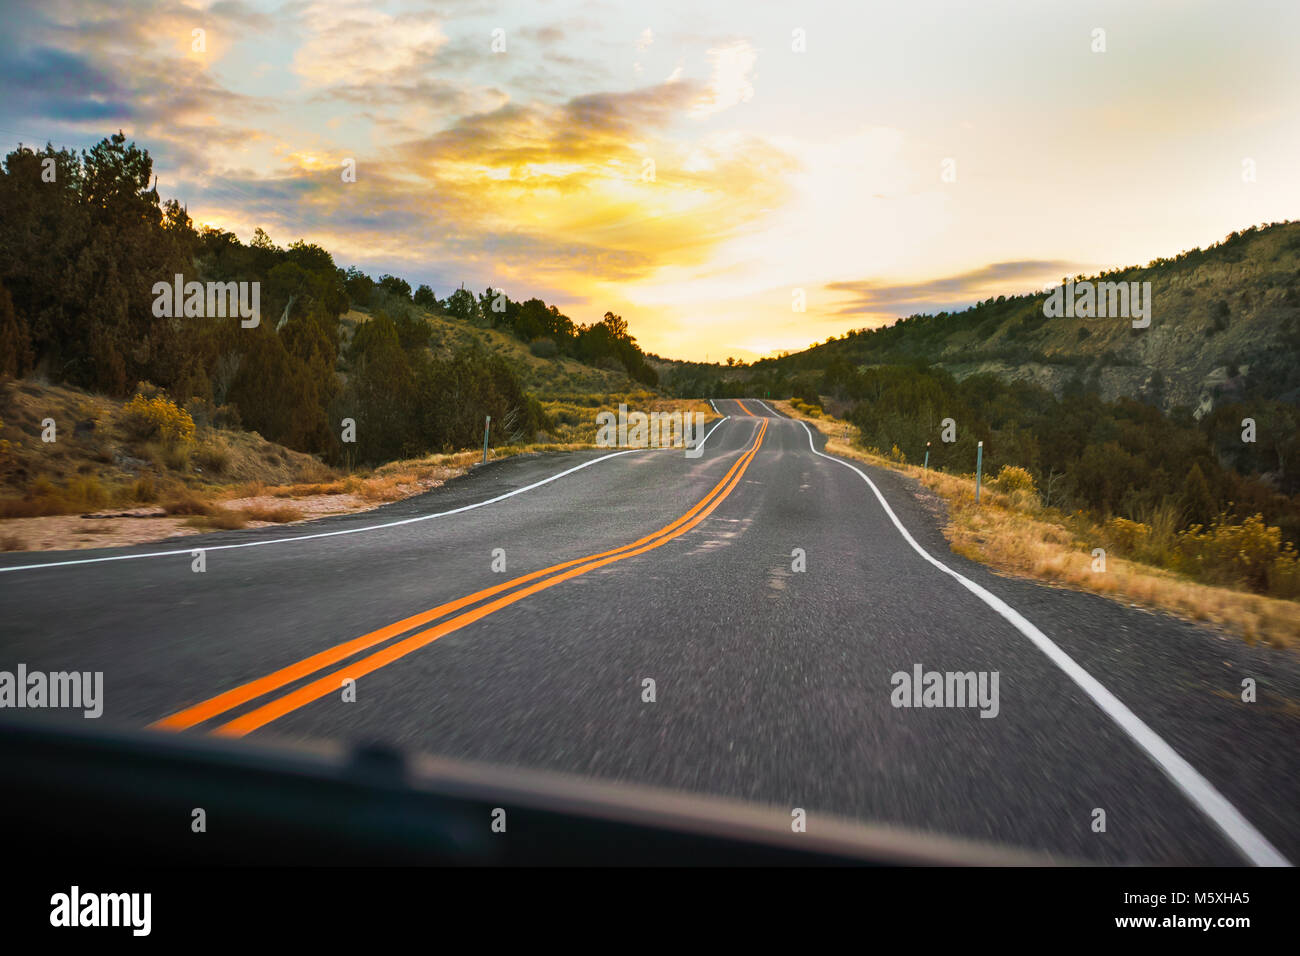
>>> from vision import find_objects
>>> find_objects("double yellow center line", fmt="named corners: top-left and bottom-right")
top-left (153, 412), bottom-right (768, 737)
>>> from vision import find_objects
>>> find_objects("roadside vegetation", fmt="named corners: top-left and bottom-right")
top-left (775, 400), bottom-right (1300, 647)
top-left (664, 221), bottom-right (1300, 415)
top-left (0, 133), bottom-right (662, 473)
top-left (0, 132), bottom-right (689, 550)
top-left (0, 375), bottom-right (709, 551)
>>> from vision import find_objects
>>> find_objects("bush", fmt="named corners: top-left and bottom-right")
top-left (1175, 513), bottom-right (1289, 593)
top-left (990, 464), bottom-right (1036, 495)
top-left (184, 397), bottom-right (241, 430)
top-left (1103, 516), bottom-right (1150, 555)
top-left (122, 392), bottom-right (196, 445)
top-left (529, 338), bottom-right (559, 358)
top-left (0, 474), bottom-right (109, 517)
top-left (64, 475), bottom-right (108, 511)
top-left (129, 476), bottom-right (157, 503)
top-left (194, 437), bottom-right (231, 474)
top-left (1267, 549), bottom-right (1300, 600)
top-left (242, 502), bottom-right (304, 523)
top-left (143, 440), bottom-right (190, 471)
top-left (161, 492), bottom-right (214, 516)
top-left (184, 509), bottom-right (248, 530)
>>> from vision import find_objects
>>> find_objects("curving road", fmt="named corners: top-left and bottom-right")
top-left (1, 399), bottom-right (1297, 864)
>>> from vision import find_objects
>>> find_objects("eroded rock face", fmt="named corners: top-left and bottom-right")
top-left (942, 296), bottom-right (1293, 418)
top-left (858, 225), bottom-right (1300, 420)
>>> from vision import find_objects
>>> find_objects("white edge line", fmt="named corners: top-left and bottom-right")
top-left (0, 415), bottom-right (734, 575)
top-left (794, 416), bottom-right (1290, 868)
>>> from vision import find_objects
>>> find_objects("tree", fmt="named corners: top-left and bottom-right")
top-left (377, 274), bottom-right (412, 300)
top-left (413, 284), bottom-right (438, 310)
top-left (446, 287), bottom-right (478, 322)
top-left (1181, 463), bottom-right (1218, 527)
top-left (0, 282), bottom-right (32, 377)
top-left (343, 267), bottom-right (374, 306)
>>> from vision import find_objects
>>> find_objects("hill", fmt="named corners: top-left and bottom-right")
top-left (696, 221), bottom-right (1300, 416)
top-left (339, 307), bottom-right (642, 397)
top-left (0, 133), bottom-right (665, 472)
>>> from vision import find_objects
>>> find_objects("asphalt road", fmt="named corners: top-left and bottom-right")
top-left (2, 399), bottom-right (1297, 864)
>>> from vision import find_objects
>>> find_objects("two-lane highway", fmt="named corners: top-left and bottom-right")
top-left (1, 399), bottom-right (1297, 864)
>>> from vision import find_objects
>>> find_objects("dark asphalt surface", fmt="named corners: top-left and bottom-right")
top-left (1, 399), bottom-right (1298, 864)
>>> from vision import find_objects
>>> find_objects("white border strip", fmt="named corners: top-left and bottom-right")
top-left (791, 413), bottom-right (1289, 867)
top-left (0, 416), bottom-right (733, 575)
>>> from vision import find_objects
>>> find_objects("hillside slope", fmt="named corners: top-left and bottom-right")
top-left (340, 308), bottom-right (642, 397)
top-left (769, 221), bottom-right (1300, 414)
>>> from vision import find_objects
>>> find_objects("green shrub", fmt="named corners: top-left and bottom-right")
top-left (529, 338), bottom-right (559, 358)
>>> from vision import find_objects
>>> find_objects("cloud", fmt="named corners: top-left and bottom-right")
top-left (0, 47), bottom-right (133, 120)
top-left (0, 0), bottom-right (281, 206)
top-left (312, 76), bottom-right (507, 117)
top-left (691, 40), bottom-right (756, 117)
top-left (289, 3), bottom-right (448, 88)
top-left (180, 75), bottom-right (796, 298)
top-left (826, 260), bottom-right (1085, 318)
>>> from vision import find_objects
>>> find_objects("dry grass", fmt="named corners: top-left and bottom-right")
top-left (184, 509), bottom-right (249, 531)
top-left (241, 502), bottom-right (304, 523)
top-left (2, 379), bottom-right (722, 552)
top-left (773, 400), bottom-right (1300, 647)
top-left (0, 378), bottom-right (333, 522)
top-left (0, 532), bottom-right (26, 551)
top-left (160, 492), bottom-right (215, 516)
top-left (246, 445), bottom-right (600, 510)
top-left (0, 474), bottom-right (111, 517)
top-left (539, 394), bottom-right (713, 445)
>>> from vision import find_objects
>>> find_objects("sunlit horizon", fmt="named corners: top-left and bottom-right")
top-left (4, 0), bottom-right (1298, 361)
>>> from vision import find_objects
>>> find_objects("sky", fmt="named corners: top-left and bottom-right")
top-left (2, 0), bottom-right (1298, 361)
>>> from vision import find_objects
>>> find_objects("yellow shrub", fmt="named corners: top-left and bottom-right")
top-left (1104, 516), bottom-right (1151, 555)
top-left (122, 393), bottom-right (196, 445)
top-left (1268, 547), bottom-right (1300, 600)
top-left (1176, 514), bottom-right (1288, 593)
top-left (991, 464), bottom-right (1036, 495)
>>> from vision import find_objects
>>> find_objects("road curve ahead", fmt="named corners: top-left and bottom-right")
top-left (1, 399), bottom-right (1297, 864)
